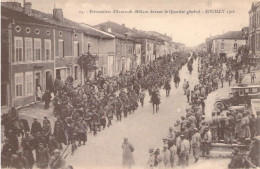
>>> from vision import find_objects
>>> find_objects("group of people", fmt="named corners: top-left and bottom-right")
top-left (1, 54), bottom-right (190, 169)
top-left (146, 53), bottom-right (260, 169)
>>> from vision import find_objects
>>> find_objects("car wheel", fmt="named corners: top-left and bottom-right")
top-left (215, 101), bottom-right (226, 111)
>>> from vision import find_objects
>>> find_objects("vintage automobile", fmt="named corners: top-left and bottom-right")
top-left (214, 84), bottom-right (260, 111)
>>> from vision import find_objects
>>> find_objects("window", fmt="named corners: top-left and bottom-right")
top-left (116, 43), bottom-right (119, 54)
top-left (15, 26), bottom-right (21, 32)
top-left (25, 38), bottom-right (32, 61)
top-left (234, 43), bottom-right (238, 50)
top-left (59, 40), bottom-right (64, 58)
top-left (34, 39), bottom-right (41, 61)
top-left (59, 31), bottom-right (62, 37)
top-left (15, 73), bottom-right (23, 98)
top-left (73, 41), bottom-right (79, 57)
top-left (14, 37), bottom-right (23, 62)
top-left (35, 29), bottom-right (40, 34)
top-left (46, 30), bottom-right (50, 36)
top-left (122, 44), bottom-right (124, 54)
top-left (25, 72), bottom-right (33, 95)
top-left (221, 42), bottom-right (225, 50)
top-left (45, 39), bottom-right (51, 60)
top-left (26, 27), bottom-right (30, 33)
top-left (74, 66), bottom-right (78, 80)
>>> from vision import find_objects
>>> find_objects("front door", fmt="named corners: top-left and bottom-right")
top-left (35, 72), bottom-right (41, 88)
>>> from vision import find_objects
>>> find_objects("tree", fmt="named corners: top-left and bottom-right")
top-left (78, 49), bottom-right (98, 80)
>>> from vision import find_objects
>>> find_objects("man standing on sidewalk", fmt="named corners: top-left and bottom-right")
top-left (191, 128), bottom-right (201, 163)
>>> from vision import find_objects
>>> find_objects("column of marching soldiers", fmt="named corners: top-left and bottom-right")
top-left (1, 54), bottom-right (189, 169)
top-left (146, 54), bottom-right (260, 168)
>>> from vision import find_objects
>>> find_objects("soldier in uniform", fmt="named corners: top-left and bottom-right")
top-left (1, 138), bottom-right (14, 168)
top-left (36, 142), bottom-right (50, 169)
top-left (201, 127), bottom-right (212, 158)
top-left (210, 112), bottom-right (218, 142)
top-left (115, 97), bottom-right (123, 122)
top-left (31, 118), bottom-right (42, 136)
top-left (53, 116), bottom-right (67, 148)
top-left (224, 111), bottom-right (235, 143)
top-left (147, 148), bottom-right (155, 169)
top-left (191, 128), bottom-right (201, 163)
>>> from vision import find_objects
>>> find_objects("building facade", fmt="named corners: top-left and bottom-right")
top-left (211, 31), bottom-right (246, 59)
top-left (2, 3), bottom-right (55, 110)
top-left (249, 1), bottom-right (260, 58)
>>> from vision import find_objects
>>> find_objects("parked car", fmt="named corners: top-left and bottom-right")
top-left (214, 84), bottom-right (260, 111)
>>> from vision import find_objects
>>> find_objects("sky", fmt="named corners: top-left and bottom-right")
top-left (4, 0), bottom-right (257, 47)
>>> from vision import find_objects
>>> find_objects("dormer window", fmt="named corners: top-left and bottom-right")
top-left (108, 28), bottom-right (112, 32)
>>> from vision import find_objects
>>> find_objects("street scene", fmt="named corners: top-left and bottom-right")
top-left (1, 0), bottom-right (260, 169)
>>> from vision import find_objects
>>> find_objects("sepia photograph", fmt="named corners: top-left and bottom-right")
top-left (1, 0), bottom-right (260, 168)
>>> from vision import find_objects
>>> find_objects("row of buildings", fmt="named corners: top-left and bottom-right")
top-left (1, 1), bottom-right (185, 111)
top-left (199, 1), bottom-right (260, 61)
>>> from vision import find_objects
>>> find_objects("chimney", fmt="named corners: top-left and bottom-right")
top-left (53, 8), bottom-right (64, 22)
top-left (24, 2), bottom-right (32, 15)
top-left (122, 23), bottom-right (125, 27)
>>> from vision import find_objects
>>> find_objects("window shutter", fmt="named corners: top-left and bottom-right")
top-left (63, 41), bottom-right (65, 58)
top-left (78, 42), bottom-right (80, 57)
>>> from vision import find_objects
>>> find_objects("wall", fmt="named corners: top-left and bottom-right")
top-left (213, 39), bottom-right (246, 58)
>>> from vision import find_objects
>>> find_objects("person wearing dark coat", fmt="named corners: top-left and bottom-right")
top-left (36, 143), bottom-right (50, 169)
top-left (21, 135), bottom-right (35, 169)
top-left (31, 118), bottom-right (42, 136)
top-left (1, 138), bottom-right (14, 168)
top-left (43, 90), bottom-right (52, 109)
top-left (7, 130), bottom-right (19, 152)
top-left (10, 154), bottom-right (25, 169)
top-left (53, 116), bottom-right (67, 147)
top-left (228, 148), bottom-right (244, 169)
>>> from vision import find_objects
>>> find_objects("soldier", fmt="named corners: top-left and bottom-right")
top-left (21, 135), bottom-right (35, 169)
top-left (6, 130), bottom-right (19, 153)
top-left (228, 148), bottom-right (244, 169)
top-left (49, 149), bottom-right (66, 169)
top-left (224, 112), bottom-right (235, 143)
top-left (179, 134), bottom-right (190, 168)
top-left (106, 105), bottom-right (114, 127)
top-left (210, 112), bottom-right (218, 142)
top-left (36, 142), bottom-right (50, 169)
top-left (191, 128), bottom-right (201, 163)
top-left (167, 127), bottom-right (175, 149)
top-left (201, 127), bottom-right (212, 158)
top-left (235, 111), bottom-right (242, 139)
top-left (239, 112), bottom-right (251, 143)
top-left (47, 135), bottom-right (60, 156)
top-left (169, 143), bottom-right (177, 168)
top-left (16, 150), bottom-right (29, 169)
top-left (139, 89), bottom-right (145, 107)
top-left (53, 116), bottom-right (67, 148)
top-left (162, 146), bottom-right (171, 168)
top-left (42, 122), bottom-right (52, 143)
top-left (31, 118), bottom-right (42, 136)
top-left (1, 138), bottom-right (14, 168)
top-left (78, 118), bottom-right (87, 146)
top-left (115, 97), bottom-right (123, 122)
top-left (186, 87), bottom-right (191, 103)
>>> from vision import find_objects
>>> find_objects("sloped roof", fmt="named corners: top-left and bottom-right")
top-left (1, 2), bottom-right (113, 39)
top-left (147, 31), bottom-right (172, 42)
top-left (95, 21), bottom-right (157, 40)
top-left (213, 31), bottom-right (246, 40)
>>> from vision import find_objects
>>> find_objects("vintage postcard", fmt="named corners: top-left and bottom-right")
top-left (1, 0), bottom-right (260, 169)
